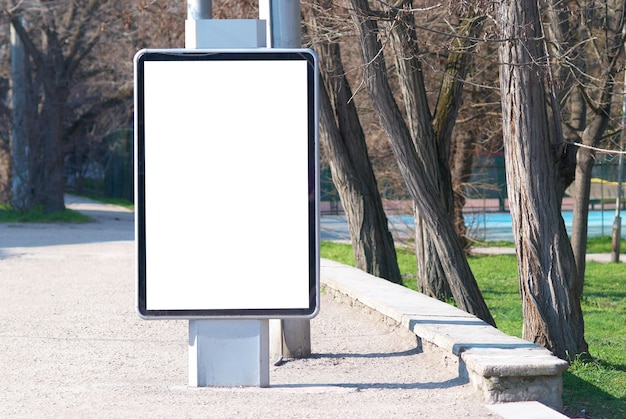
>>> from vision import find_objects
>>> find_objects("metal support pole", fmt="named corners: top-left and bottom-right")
top-left (260, 0), bottom-right (312, 361)
top-left (611, 42), bottom-right (626, 263)
top-left (612, 139), bottom-right (623, 263)
top-left (187, 0), bottom-right (212, 19)
top-left (186, 0), bottom-right (269, 387)
top-left (10, 19), bottom-right (32, 211)
top-left (259, 0), bottom-right (301, 48)
top-left (611, 215), bottom-right (621, 262)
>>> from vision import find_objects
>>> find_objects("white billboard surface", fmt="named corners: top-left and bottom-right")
top-left (134, 49), bottom-right (318, 318)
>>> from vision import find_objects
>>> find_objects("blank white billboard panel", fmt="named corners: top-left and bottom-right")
top-left (134, 49), bottom-right (318, 318)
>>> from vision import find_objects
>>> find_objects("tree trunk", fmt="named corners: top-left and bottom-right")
top-left (9, 6), bottom-right (106, 215)
top-left (10, 17), bottom-right (67, 214)
top-left (451, 130), bottom-right (477, 248)
top-left (36, 92), bottom-right (66, 213)
top-left (432, 15), bottom-right (483, 253)
top-left (386, 10), bottom-right (452, 299)
top-left (308, 1), bottom-right (402, 283)
top-left (348, 0), bottom-right (495, 326)
top-left (387, 7), bottom-right (481, 297)
top-left (571, 147), bottom-right (593, 294)
top-left (497, 0), bottom-right (588, 360)
top-left (568, 34), bottom-right (624, 293)
top-left (571, 105), bottom-right (616, 296)
top-left (414, 210), bottom-right (450, 299)
top-left (318, 48), bottom-right (402, 284)
top-left (543, 0), bottom-right (624, 294)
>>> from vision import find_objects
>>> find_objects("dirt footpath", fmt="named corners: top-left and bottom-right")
top-left (0, 196), bottom-right (498, 418)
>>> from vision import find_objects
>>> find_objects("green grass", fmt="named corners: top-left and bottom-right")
top-left (320, 241), bottom-right (354, 264)
top-left (471, 240), bottom-right (516, 248)
top-left (0, 204), bottom-right (91, 223)
top-left (321, 241), bottom-right (626, 419)
top-left (586, 236), bottom-right (623, 253)
top-left (471, 236), bottom-right (621, 253)
top-left (467, 254), bottom-right (523, 335)
top-left (0, 194), bottom-right (134, 224)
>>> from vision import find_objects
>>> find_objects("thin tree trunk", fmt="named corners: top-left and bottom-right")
top-left (432, 15), bottom-right (484, 252)
top-left (543, 0), bottom-right (625, 293)
top-left (571, 103), bottom-right (616, 296)
top-left (451, 130), bottom-right (477, 248)
top-left (571, 148), bottom-right (593, 293)
top-left (570, 38), bottom-right (624, 294)
top-left (497, 0), bottom-right (588, 360)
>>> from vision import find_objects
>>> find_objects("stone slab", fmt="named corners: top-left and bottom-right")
top-left (320, 258), bottom-right (569, 410)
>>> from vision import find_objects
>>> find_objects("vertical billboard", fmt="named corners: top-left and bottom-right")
top-left (134, 49), bottom-right (318, 319)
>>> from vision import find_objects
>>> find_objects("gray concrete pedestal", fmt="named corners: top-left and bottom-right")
top-left (270, 319), bottom-right (311, 362)
top-left (189, 319), bottom-right (270, 387)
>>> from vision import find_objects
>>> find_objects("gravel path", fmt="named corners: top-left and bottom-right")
top-left (0, 196), bottom-right (499, 418)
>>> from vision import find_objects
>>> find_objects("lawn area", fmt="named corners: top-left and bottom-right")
top-left (0, 204), bottom-right (91, 223)
top-left (0, 195), bottom-right (133, 223)
top-left (320, 241), bottom-right (626, 419)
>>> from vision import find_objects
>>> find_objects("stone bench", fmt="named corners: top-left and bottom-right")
top-left (320, 258), bottom-right (569, 410)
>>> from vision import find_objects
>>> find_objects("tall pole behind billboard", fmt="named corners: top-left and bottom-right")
top-left (611, 46), bottom-right (626, 263)
top-left (10, 19), bottom-right (32, 211)
top-left (187, 0), bottom-right (212, 20)
top-left (260, 0), bottom-right (313, 361)
top-left (260, 0), bottom-right (301, 48)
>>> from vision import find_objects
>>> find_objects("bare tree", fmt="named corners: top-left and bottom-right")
top-left (385, 6), bottom-right (484, 298)
top-left (2, 1), bottom-right (190, 210)
top-left (543, 0), bottom-right (626, 293)
top-left (5, 0), bottom-right (128, 212)
top-left (347, 0), bottom-right (495, 325)
top-left (496, 0), bottom-right (588, 360)
top-left (305, 0), bottom-right (402, 283)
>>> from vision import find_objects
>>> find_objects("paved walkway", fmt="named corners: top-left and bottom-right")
top-left (0, 196), bottom-right (570, 418)
top-left (0, 196), bottom-right (501, 418)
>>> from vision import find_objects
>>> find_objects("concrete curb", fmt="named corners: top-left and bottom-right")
top-left (320, 258), bottom-right (569, 417)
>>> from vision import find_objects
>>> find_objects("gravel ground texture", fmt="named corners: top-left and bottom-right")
top-left (0, 196), bottom-right (499, 418)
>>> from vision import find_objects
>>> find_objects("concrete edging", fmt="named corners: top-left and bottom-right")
top-left (320, 258), bottom-right (569, 410)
